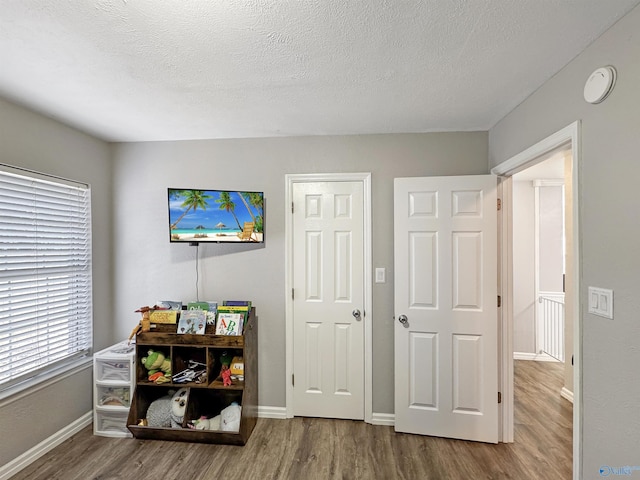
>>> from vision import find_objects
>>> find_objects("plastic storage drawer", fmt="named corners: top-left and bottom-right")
top-left (96, 385), bottom-right (131, 408)
top-left (94, 409), bottom-right (131, 437)
top-left (95, 358), bottom-right (131, 383)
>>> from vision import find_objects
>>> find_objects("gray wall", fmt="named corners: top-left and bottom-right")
top-left (513, 181), bottom-right (566, 366)
top-left (0, 98), bottom-right (113, 466)
top-left (489, 5), bottom-right (640, 477)
top-left (111, 132), bottom-right (488, 413)
top-left (512, 180), bottom-right (535, 354)
top-left (538, 186), bottom-right (564, 293)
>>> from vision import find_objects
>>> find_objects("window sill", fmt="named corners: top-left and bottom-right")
top-left (0, 357), bottom-right (93, 407)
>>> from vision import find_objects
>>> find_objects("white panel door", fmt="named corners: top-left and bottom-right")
top-left (394, 175), bottom-right (498, 443)
top-left (292, 181), bottom-right (364, 419)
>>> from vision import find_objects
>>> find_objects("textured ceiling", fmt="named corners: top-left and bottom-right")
top-left (0, 1), bottom-right (639, 142)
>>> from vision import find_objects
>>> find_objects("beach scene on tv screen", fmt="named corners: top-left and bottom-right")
top-left (169, 189), bottom-right (264, 243)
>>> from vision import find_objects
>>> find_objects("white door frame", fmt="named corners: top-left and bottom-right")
top-left (491, 121), bottom-right (581, 479)
top-left (284, 172), bottom-right (373, 422)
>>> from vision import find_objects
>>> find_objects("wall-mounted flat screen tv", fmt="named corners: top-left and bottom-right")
top-left (168, 188), bottom-right (264, 244)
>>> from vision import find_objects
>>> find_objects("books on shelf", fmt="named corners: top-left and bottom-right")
top-left (205, 301), bottom-right (218, 325)
top-left (156, 300), bottom-right (182, 310)
top-left (187, 301), bottom-right (210, 311)
top-left (215, 305), bottom-right (249, 335)
top-left (137, 299), bottom-right (251, 335)
top-left (177, 310), bottom-right (207, 334)
top-left (223, 300), bottom-right (252, 309)
top-left (185, 300), bottom-right (218, 328)
top-left (149, 310), bottom-right (178, 324)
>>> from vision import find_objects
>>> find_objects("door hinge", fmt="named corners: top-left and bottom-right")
top-left (498, 392), bottom-right (502, 404)
top-left (292, 374), bottom-right (295, 386)
top-left (292, 202), bottom-right (294, 214)
top-left (292, 288), bottom-right (294, 300)
top-left (497, 198), bottom-right (502, 211)
top-left (497, 295), bottom-right (502, 307)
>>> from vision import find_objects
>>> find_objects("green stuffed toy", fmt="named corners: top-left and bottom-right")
top-left (141, 349), bottom-right (172, 384)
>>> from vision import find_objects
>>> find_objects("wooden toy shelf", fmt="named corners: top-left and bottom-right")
top-left (126, 308), bottom-right (257, 445)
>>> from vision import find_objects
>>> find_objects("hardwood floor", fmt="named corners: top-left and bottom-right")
top-left (11, 361), bottom-right (572, 480)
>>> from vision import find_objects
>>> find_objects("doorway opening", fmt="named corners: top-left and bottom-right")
top-left (512, 151), bottom-right (568, 365)
top-left (492, 121), bottom-right (581, 479)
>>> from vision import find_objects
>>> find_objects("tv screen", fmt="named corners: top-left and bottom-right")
top-left (168, 188), bottom-right (264, 244)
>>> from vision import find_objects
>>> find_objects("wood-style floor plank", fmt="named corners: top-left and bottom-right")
top-left (10, 360), bottom-right (572, 480)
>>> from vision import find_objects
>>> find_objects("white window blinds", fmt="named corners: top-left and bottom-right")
top-left (0, 167), bottom-right (93, 391)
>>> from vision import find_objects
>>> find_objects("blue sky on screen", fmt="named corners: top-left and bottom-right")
top-left (169, 190), bottom-right (260, 230)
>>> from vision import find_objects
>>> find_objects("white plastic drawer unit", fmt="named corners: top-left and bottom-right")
top-left (93, 341), bottom-right (135, 438)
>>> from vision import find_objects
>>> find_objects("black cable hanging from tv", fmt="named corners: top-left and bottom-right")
top-left (194, 242), bottom-right (199, 302)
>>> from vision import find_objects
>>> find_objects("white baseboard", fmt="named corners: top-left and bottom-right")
top-left (561, 387), bottom-right (574, 404)
top-left (257, 406), bottom-right (395, 426)
top-left (514, 352), bottom-right (560, 362)
top-left (370, 412), bottom-right (395, 426)
top-left (0, 411), bottom-right (92, 480)
top-left (258, 405), bottom-right (288, 419)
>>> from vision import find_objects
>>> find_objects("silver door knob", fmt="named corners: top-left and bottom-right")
top-left (398, 314), bottom-right (408, 325)
top-left (352, 309), bottom-right (361, 320)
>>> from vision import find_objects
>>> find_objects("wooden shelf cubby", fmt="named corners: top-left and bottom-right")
top-left (126, 308), bottom-right (257, 445)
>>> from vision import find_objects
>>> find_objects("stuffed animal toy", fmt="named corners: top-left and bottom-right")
top-left (230, 356), bottom-right (244, 376)
top-left (220, 402), bottom-right (242, 432)
top-left (141, 349), bottom-right (172, 384)
top-left (145, 388), bottom-right (190, 428)
top-left (189, 415), bottom-right (221, 431)
top-left (221, 364), bottom-right (232, 386)
top-left (128, 306), bottom-right (153, 344)
top-left (170, 387), bottom-right (189, 428)
top-left (146, 391), bottom-right (173, 427)
top-left (230, 356), bottom-right (244, 381)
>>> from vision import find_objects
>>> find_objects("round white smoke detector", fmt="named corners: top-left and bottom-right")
top-left (584, 66), bottom-right (616, 104)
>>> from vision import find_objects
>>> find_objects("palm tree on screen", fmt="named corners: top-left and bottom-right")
top-left (248, 192), bottom-right (264, 232)
top-left (170, 190), bottom-right (212, 230)
top-left (239, 193), bottom-right (257, 225)
top-left (216, 191), bottom-right (242, 230)
top-left (240, 192), bottom-right (264, 232)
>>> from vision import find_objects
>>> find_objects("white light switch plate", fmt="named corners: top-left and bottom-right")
top-left (588, 287), bottom-right (614, 319)
top-left (375, 267), bottom-right (386, 283)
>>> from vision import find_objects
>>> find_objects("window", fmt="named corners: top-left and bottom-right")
top-left (0, 166), bottom-right (92, 392)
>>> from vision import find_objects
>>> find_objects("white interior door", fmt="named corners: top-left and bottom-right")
top-left (292, 181), bottom-right (364, 420)
top-left (394, 175), bottom-right (498, 443)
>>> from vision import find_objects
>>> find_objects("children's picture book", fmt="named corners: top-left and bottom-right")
top-left (149, 309), bottom-right (178, 324)
top-left (222, 300), bottom-right (252, 309)
top-left (187, 301), bottom-right (210, 311)
top-left (205, 301), bottom-right (218, 325)
top-left (177, 309), bottom-right (207, 334)
top-left (157, 300), bottom-right (182, 310)
top-left (215, 306), bottom-right (247, 335)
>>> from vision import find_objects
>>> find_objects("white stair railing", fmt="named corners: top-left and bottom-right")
top-left (538, 293), bottom-right (565, 362)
